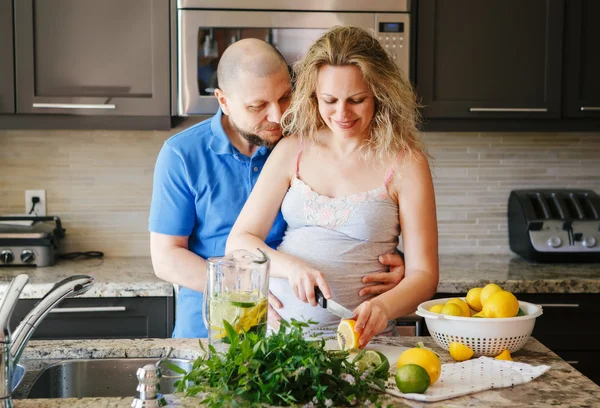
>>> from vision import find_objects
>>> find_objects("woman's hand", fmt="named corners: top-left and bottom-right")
top-left (353, 300), bottom-right (390, 348)
top-left (267, 291), bottom-right (283, 331)
top-left (286, 259), bottom-right (332, 306)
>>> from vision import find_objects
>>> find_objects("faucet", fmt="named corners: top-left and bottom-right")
top-left (0, 273), bottom-right (94, 408)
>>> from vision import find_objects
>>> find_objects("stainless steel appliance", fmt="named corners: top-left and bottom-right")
top-left (0, 216), bottom-right (65, 267)
top-left (177, 0), bottom-right (412, 115)
top-left (508, 189), bottom-right (600, 262)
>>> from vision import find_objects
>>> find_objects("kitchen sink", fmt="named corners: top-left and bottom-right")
top-left (25, 358), bottom-right (192, 399)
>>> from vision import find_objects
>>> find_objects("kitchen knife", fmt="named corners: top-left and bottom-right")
top-left (314, 287), bottom-right (355, 319)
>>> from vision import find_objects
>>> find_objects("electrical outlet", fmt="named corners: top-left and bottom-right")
top-left (25, 190), bottom-right (46, 216)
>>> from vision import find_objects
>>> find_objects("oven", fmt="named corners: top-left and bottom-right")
top-left (177, 0), bottom-right (412, 116)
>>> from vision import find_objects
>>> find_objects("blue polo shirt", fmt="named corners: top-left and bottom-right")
top-left (149, 109), bottom-right (287, 338)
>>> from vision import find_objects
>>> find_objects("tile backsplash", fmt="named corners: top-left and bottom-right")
top-left (1, 121), bottom-right (599, 256)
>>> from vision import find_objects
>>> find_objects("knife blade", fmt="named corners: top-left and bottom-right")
top-left (314, 287), bottom-right (355, 319)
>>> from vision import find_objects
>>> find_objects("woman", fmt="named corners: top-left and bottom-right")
top-left (227, 26), bottom-right (438, 347)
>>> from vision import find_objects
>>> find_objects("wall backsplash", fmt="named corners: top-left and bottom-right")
top-left (1, 121), bottom-right (599, 257)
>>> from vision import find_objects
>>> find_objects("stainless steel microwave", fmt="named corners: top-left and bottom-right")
top-left (177, 0), bottom-right (412, 116)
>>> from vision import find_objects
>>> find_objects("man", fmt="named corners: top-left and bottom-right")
top-left (149, 39), bottom-right (404, 338)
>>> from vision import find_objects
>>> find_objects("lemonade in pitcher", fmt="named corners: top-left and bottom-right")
top-left (209, 291), bottom-right (268, 342)
top-left (204, 249), bottom-right (270, 354)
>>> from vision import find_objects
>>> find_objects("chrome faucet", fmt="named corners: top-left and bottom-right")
top-left (0, 274), bottom-right (94, 408)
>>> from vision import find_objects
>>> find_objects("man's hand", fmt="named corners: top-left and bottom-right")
top-left (268, 291), bottom-right (283, 330)
top-left (359, 253), bottom-right (405, 297)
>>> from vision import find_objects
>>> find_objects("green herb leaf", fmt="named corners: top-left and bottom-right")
top-left (178, 319), bottom-right (389, 407)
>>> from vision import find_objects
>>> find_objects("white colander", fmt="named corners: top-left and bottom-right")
top-left (415, 298), bottom-right (543, 356)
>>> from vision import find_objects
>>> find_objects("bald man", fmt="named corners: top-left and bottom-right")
top-left (149, 39), bottom-right (404, 338)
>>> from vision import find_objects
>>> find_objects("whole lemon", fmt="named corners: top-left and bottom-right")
top-left (466, 287), bottom-right (483, 312)
top-left (446, 298), bottom-right (471, 317)
top-left (480, 283), bottom-right (503, 307)
top-left (429, 304), bottom-right (444, 314)
top-left (397, 347), bottom-right (442, 385)
top-left (441, 303), bottom-right (463, 316)
top-left (482, 291), bottom-right (520, 318)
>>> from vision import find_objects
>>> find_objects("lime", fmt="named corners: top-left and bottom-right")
top-left (517, 308), bottom-right (525, 316)
top-left (229, 291), bottom-right (261, 308)
top-left (395, 364), bottom-right (430, 394)
top-left (355, 350), bottom-right (390, 376)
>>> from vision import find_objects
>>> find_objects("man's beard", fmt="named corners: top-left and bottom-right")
top-left (231, 120), bottom-right (281, 150)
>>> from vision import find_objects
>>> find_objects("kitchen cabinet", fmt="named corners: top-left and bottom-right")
top-left (13, 0), bottom-right (170, 119)
top-left (562, 0), bottom-right (600, 118)
top-left (416, 0), bottom-right (564, 120)
top-left (0, 0), bottom-right (15, 114)
top-left (10, 297), bottom-right (174, 339)
top-left (429, 292), bottom-right (600, 385)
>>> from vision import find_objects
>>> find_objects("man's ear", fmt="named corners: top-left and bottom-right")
top-left (214, 88), bottom-right (231, 116)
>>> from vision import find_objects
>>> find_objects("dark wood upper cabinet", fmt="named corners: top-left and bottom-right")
top-left (0, 0), bottom-right (15, 114)
top-left (563, 0), bottom-right (600, 118)
top-left (14, 0), bottom-right (170, 117)
top-left (416, 0), bottom-right (565, 119)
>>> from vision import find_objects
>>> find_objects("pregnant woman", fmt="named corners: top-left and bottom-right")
top-left (227, 26), bottom-right (439, 347)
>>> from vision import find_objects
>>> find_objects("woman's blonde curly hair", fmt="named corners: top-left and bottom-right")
top-left (281, 26), bottom-right (425, 162)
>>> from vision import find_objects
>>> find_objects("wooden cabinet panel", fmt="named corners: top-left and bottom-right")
top-left (14, 0), bottom-right (170, 117)
top-left (0, 0), bottom-right (15, 114)
top-left (563, 0), bottom-right (600, 118)
top-left (10, 297), bottom-right (174, 339)
top-left (417, 0), bottom-right (564, 119)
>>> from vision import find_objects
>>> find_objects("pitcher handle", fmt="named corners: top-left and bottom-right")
top-left (202, 282), bottom-right (209, 330)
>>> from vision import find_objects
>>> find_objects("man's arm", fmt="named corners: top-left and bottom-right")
top-left (150, 232), bottom-right (207, 292)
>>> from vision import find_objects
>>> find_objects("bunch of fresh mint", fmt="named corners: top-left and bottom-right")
top-left (171, 319), bottom-right (391, 407)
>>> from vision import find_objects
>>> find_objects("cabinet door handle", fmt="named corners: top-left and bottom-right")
top-left (581, 107), bottom-right (600, 111)
top-left (33, 103), bottom-right (116, 110)
top-left (49, 306), bottom-right (126, 313)
top-left (566, 361), bottom-right (579, 365)
top-left (469, 108), bottom-right (548, 112)
top-left (537, 303), bottom-right (580, 308)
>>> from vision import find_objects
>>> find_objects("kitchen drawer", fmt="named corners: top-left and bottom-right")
top-left (515, 294), bottom-right (600, 351)
top-left (10, 297), bottom-right (174, 339)
top-left (555, 350), bottom-right (600, 385)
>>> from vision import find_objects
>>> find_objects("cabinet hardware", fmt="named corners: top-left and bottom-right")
top-left (33, 103), bottom-right (116, 110)
top-left (469, 108), bottom-right (548, 112)
top-left (581, 107), bottom-right (600, 111)
top-left (566, 361), bottom-right (579, 365)
top-left (537, 303), bottom-right (580, 308)
top-left (49, 306), bottom-right (126, 313)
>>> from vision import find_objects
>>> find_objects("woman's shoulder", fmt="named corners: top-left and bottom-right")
top-left (271, 134), bottom-right (300, 157)
top-left (389, 149), bottom-right (432, 184)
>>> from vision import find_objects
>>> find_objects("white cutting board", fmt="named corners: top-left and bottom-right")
top-left (323, 339), bottom-right (407, 370)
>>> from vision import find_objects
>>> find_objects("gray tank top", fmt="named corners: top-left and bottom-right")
top-left (270, 145), bottom-right (401, 336)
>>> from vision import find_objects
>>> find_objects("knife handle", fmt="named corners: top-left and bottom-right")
top-left (315, 287), bottom-right (327, 308)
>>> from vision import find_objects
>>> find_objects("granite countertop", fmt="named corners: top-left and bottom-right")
top-left (0, 257), bottom-right (173, 298)
top-left (0, 254), bottom-right (599, 299)
top-left (437, 254), bottom-right (600, 293)
top-left (13, 336), bottom-right (600, 408)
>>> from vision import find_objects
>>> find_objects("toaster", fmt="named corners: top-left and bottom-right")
top-left (508, 189), bottom-right (600, 262)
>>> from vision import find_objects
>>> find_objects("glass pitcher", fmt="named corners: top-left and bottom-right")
top-left (203, 249), bottom-right (270, 354)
